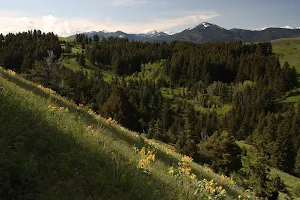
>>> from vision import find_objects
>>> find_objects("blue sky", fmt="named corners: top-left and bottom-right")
top-left (0, 0), bottom-right (299, 36)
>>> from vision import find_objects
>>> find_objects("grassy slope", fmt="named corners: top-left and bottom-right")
top-left (272, 37), bottom-right (300, 103)
top-left (272, 37), bottom-right (300, 73)
top-left (63, 58), bottom-right (92, 75)
top-left (0, 70), bottom-right (176, 200)
top-left (59, 37), bottom-right (74, 42)
top-left (0, 68), bottom-right (254, 199)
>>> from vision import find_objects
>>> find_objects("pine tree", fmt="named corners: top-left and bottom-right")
top-left (241, 148), bottom-right (279, 199)
top-left (93, 34), bottom-right (100, 43)
top-left (101, 88), bottom-right (139, 130)
top-left (79, 54), bottom-right (86, 66)
top-left (199, 131), bottom-right (242, 174)
top-left (112, 54), bottom-right (122, 75)
top-left (183, 105), bottom-right (194, 136)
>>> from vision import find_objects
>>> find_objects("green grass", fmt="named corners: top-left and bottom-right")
top-left (0, 67), bottom-right (254, 199)
top-left (72, 45), bottom-right (83, 54)
top-left (270, 169), bottom-right (300, 200)
top-left (282, 95), bottom-right (300, 103)
top-left (0, 70), bottom-right (173, 199)
top-left (59, 36), bottom-right (74, 42)
top-left (272, 37), bottom-right (300, 73)
top-left (101, 70), bottom-right (115, 82)
top-left (62, 57), bottom-right (112, 80)
top-left (272, 37), bottom-right (300, 103)
top-left (63, 58), bottom-right (92, 76)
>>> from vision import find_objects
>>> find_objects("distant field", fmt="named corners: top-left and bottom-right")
top-left (59, 36), bottom-right (74, 42)
top-left (272, 37), bottom-right (300, 73)
top-left (62, 58), bottom-right (92, 76)
top-left (272, 37), bottom-right (300, 103)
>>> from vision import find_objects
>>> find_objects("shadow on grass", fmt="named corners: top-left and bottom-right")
top-left (1, 72), bottom-right (143, 147)
top-left (0, 80), bottom-right (178, 200)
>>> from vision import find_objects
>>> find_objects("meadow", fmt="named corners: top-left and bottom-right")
top-left (272, 36), bottom-right (300, 73)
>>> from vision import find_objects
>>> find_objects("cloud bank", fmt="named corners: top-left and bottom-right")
top-left (0, 11), bottom-right (218, 36)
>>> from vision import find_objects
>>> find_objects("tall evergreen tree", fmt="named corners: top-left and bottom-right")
top-left (93, 34), bottom-right (100, 43)
top-left (198, 131), bottom-right (242, 174)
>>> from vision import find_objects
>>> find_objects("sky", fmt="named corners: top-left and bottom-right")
top-left (0, 0), bottom-right (299, 36)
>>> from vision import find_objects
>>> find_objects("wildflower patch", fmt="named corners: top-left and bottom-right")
top-left (133, 145), bottom-right (156, 174)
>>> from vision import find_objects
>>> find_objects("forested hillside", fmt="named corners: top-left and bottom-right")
top-left (1, 31), bottom-right (300, 199)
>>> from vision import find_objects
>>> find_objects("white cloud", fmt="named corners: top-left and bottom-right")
top-left (0, 11), bottom-right (218, 36)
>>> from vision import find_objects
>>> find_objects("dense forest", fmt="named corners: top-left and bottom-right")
top-left (1, 31), bottom-right (300, 199)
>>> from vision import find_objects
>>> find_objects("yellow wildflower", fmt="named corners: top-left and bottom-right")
top-left (168, 167), bottom-right (174, 174)
top-left (149, 154), bottom-right (155, 161)
top-left (140, 147), bottom-right (146, 155)
top-left (139, 162), bottom-right (145, 169)
top-left (221, 189), bottom-right (226, 195)
top-left (189, 174), bottom-right (196, 180)
top-left (181, 155), bottom-right (193, 162)
top-left (185, 167), bottom-right (191, 175)
top-left (8, 69), bottom-right (16, 76)
top-left (238, 195), bottom-right (242, 199)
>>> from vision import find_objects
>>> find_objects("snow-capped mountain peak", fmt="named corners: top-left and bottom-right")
top-left (202, 22), bottom-right (211, 28)
top-left (138, 30), bottom-right (169, 37)
top-left (144, 30), bottom-right (160, 35)
top-left (259, 25), bottom-right (300, 30)
top-left (188, 22), bottom-right (224, 31)
top-left (281, 25), bottom-right (293, 29)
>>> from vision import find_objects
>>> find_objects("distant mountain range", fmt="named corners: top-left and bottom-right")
top-left (68, 22), bottom-right (300, 43)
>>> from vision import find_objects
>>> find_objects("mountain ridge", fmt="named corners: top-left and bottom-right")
top-left (68, 22), bottom-right (300, 43)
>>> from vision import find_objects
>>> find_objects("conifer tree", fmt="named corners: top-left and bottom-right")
top-left (199, 131), bottom-right (242, 174)
top-left (93, 34), bottom-right (100, 43)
